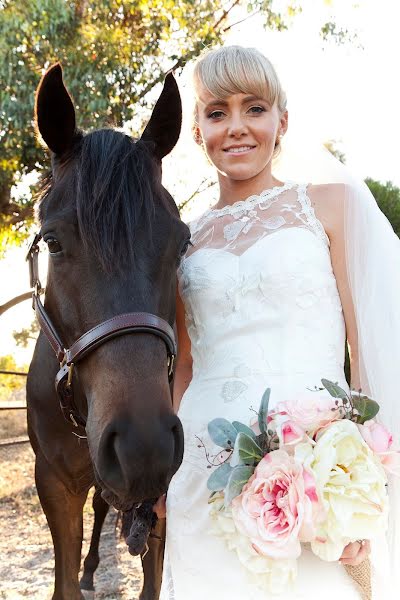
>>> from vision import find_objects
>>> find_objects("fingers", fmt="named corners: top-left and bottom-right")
top-left (340, 540), bottom-right (371, 566)
top-left (153, 494), bottom-right (167, 519)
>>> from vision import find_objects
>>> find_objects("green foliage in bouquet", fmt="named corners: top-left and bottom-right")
top-left (321, 379), bottom-right (379, 424)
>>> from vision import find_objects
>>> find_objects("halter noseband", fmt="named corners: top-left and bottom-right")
top-left (27, 233), bottom-right (176, 429)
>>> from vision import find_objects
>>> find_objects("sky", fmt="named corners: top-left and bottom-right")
top-left (1, 0), bottom-right (399, 364)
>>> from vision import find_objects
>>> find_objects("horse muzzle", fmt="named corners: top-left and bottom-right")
top-left (91, 413), bottom-right (183, 507)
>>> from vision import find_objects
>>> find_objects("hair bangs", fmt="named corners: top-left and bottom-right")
top-left (194, 46), bottom-right (286, 113)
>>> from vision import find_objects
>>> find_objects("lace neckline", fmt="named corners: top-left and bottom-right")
top-left (203, 181), bottom-right (295, 218)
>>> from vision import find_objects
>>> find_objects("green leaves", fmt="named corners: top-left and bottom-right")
top-left (236, 432), bottom-right (263, 464)
top-left (207, 462), bottom-right (232, 492)
top-left (321, 379), bottom-right (348, 400)
top-left (321, 378), bottom-right (380, 424)
top-left (351, 394), bottom-right (380, 424)
top-left (232, 421), bottom-right (256, 439)
top-left (258, 388), bottom-right (270, 434)
top-left (225, 465), bottom-right (254, 506)
top-left (208, 418), bottom-right (237, 449)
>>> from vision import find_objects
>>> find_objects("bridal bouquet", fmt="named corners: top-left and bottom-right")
top-left (205, 380), bottom-right (400, 594)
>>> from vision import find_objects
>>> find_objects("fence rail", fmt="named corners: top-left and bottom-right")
top-left (0, 370), bottom-right (28, 377)
top-left (0, 291), bottom-right (31, 447)
top-left (0, 435), bottom-right (29, 448)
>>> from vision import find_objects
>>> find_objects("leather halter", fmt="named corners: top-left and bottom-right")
top-left (26, 233), bottom-right (177, 429)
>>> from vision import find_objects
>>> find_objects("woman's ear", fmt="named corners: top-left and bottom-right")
top-left (193, 125), bottom-right (203, 146)
top-left (280, 110), bottom-right (289, 136)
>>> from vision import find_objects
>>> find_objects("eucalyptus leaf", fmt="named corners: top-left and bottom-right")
top-left (208, 418), bottom-right (237, 449)
top-left (352, 395), bottom-right (380, 424)
top-left (258, 388), bottom-right (271, 434)
top-left (230, 438), bottom-right (245, 467)
top-left (321, 379), bottom-right (348, 400)
top-left (232, 421), bottom-right (256, 439)
top-left (225, 465), bottom-right (255, 506)
top-left (237, 432), bottom-right (263, 463)
top-left (207, 462), bottom-right (233, 491)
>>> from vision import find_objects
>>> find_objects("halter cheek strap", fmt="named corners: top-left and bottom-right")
top-left (26, 233), bottom-right (177, 429)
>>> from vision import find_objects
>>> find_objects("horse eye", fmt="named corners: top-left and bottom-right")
top-left (180, 239), bottom-right (192, 257)
top-left (46, 237), bottom-right (62, 254)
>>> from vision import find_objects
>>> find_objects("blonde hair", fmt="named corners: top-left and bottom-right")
top-left (193, 45), bottom-right (287, 116)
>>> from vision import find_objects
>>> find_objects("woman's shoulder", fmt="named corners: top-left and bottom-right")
top-left (305, 183), bottom-right (347, 240)
top-left (306, 182), bottom-right (346, 203)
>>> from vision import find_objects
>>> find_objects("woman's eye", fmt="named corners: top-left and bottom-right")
top-left (46, 237), bottom-right (62, 254)
top-left (248, 106), bottom-right (266, 114)
top-left (208, 110), bottom-right (225, 119)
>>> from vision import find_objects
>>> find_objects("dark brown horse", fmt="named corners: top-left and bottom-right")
top-left (26, 64), bottom-right (189, 599)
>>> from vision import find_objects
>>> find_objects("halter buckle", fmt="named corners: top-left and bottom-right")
top-left (168, 354), bottom-right (175, 379)
top-left (69, 412), bottom-right (79, 427)
top-left (67, 363), bottom-right (75, 387)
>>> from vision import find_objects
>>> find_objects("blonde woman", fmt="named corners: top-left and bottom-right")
top-left (155, 46), bottom-right (400, 599)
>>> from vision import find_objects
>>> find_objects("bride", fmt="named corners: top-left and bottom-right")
top-left (156, 45), bottom-right (399, 599)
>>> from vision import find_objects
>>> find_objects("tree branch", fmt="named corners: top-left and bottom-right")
top-left (178, 177), bottom-right (217, 213)
top-left (137, 0), bottom-right (242, 101)
top-left (222, 9), bottom-right (261, 32)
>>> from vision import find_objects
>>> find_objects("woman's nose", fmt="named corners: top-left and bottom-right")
top-left (228, 114), bottom-right (248, 137)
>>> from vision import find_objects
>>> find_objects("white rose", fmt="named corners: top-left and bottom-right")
top-left (295, 420), bottom-right (389, 561)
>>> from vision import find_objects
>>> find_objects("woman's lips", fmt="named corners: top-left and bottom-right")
top-left (223, 145), bottom-right (256, 155)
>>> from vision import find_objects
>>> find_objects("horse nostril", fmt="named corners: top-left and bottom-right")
top-left (97, 427), bottom-right (124, 492)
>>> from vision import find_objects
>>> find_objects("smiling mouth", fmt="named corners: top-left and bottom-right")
top-left (223, 145), bottom-right (256, 154)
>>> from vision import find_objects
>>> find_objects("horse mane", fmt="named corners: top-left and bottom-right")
top-left (39, 129), bottom-right (156, 273)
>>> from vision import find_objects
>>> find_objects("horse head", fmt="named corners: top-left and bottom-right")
top-left (33, 64), bottom-right (189, 508)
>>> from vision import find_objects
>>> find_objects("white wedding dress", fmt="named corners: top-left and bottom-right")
top-left (160, 182), bottom-right (369, 599)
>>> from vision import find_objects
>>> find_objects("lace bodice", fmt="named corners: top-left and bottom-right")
top-left (177, 182), bottom-right (345, 385)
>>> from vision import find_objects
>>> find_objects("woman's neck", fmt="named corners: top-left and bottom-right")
top-left (215, 171), bottom-right (283, 209)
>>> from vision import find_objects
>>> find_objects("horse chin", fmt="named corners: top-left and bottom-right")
top-left (96, 476), bottom-right (165, 512)
top-left (100, 488), bottom-right (134, 512)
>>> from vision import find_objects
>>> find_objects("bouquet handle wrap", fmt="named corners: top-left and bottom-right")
top-left (344, 559), bottom-right (372, 600)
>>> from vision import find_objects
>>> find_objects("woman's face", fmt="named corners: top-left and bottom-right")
top-left (195, 86), bottom-right (288, 182)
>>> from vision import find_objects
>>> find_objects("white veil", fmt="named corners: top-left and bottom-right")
top-left (274, 133), bottom-right (400, 594)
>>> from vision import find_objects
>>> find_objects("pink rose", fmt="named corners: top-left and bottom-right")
top-left (271, 395), bottom-right (339, 434)
top-left (278, 420), bottom-right (305, 446)
top-left (358, 420), bottom-right (400, 476)
top-left (231, 450), bottom-right (323, 560)
top-left (357, 420), bottom-right (392, 453)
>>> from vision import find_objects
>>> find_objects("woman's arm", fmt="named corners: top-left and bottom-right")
top-left (310, 184), bottom-right (370, 567)
top-left (173, 285), bottom-right (193, 413)
top-left (308, 184), bottom-right (361, 390)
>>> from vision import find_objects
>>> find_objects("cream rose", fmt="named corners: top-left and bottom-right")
top-left (295, 419), bottom-right (389, 561)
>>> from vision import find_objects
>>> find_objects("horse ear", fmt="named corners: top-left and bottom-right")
top-left (140, 72), bottom-right (182, 159)
top-left (35, 63), bottom-right (76, 156)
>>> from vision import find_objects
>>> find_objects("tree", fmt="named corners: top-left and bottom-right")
top-left (0, 0), bottom-right (353, 254)
top-left (0, 354), bottom-right (27, 401)
top-left (365, 179), bottom-right (400, 239)
top-left (324, 139), bottom-right (346, 165)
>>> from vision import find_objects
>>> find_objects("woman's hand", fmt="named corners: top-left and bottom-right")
top-left (340, 540), bottom-right (370, 566)
top-left (153, 494), bottom-right (167, 519)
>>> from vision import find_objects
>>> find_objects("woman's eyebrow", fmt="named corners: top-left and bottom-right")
top-left (242, 95), bottom-right (266, 103)
top-left (203, 99), bottom-right (229, 110)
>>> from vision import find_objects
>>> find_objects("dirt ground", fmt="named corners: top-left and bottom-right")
top-left (0, 409), bottom-right (144, 599)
